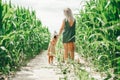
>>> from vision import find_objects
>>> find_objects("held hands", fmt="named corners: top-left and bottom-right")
top-left (55, 35), bottom-right (59, 43)
top-left (47, 52), bottom-right (50, 56)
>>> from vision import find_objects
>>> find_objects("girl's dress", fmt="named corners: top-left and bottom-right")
top-left (48, 42), bottom-right (56, 56)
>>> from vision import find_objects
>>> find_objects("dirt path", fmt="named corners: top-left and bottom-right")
top-left (8, 50), bottom-right (106, 80)
top-left (9, 50), bottom-right (62, 80)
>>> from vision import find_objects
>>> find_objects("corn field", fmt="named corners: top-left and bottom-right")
top-left (0, 0), bottom-right (50, 75)
top-left (76, 0), bottom-right (120, 79)
top-left (56, 0), bottom-right (120, 79)
top-left (0, 0), bottom-right (120, 80)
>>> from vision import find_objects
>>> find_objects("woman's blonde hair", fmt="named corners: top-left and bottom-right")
top-left (64, 8), bottom-right (74, 22)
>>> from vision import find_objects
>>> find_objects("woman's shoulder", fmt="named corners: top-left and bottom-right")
top-left (63, 18), bottom-right (66, 23)
top-left (72, 18), bottom-right (76, 24)
top-left (49, 40), bottom-right (52, 45)
top-left (73, 18), bottom-right (76, 21)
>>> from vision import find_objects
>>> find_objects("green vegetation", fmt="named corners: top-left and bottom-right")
top-left (0, 1), bottom-right (50, 75)
top-left (57, 59), bottom-right (95, 80)
top-left (56, 38), bottom-right (94, 80)
top-left (0, 0), bottom-right (120, 79)
top-left (76, 0), bottom-right (120, 79)
top-left (56, 0), bottom-right (120, 79)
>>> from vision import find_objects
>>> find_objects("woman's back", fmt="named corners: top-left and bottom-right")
top-left (63, 19), bottom-right (76, 43)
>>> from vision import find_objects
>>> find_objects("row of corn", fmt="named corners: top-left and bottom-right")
top-left (76, 0), bottom-right (120, 79)
top-left (0, 0), bottom-right (50, 75)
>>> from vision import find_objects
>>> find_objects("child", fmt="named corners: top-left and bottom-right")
top-left (47, 34), bottom-right (57, 64)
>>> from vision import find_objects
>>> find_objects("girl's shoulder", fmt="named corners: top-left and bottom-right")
top-left (49, 41), bottom-right (52, 45)
top-left (50, 40), bottom-right (53, 44)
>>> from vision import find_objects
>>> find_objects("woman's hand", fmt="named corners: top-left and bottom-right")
top-left (54, 35), bottom-right (59, 45)
top-left (47, 52), bottom-right (50, 56)
top-left (56, 35), bottom-right (59, 42)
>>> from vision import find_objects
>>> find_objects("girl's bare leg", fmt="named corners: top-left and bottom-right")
top-left (48, 56), bottom-right (51, 64)
top-left (50, 56), bottom-right (54, 64)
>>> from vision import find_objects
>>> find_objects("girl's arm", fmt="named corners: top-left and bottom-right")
top-left (47, 43), bottom-right (50, 55)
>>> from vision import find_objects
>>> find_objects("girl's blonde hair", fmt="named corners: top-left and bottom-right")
top-left (64, 8), bottom-right (74, 22)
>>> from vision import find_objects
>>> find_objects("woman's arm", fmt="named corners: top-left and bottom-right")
top-left (58, 19), bottom-right (65, 37)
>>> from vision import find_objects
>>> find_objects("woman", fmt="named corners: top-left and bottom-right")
top-left (58, 8), bottom-right (76, 61)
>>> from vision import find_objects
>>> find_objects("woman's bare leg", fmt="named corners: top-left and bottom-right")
top-left (68, 42), bottom-right (75, 60)
top-left (63, 43), bottom-right (68, 61)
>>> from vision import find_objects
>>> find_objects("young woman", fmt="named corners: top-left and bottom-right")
top-left (58, 8), bottom-right (76, 61)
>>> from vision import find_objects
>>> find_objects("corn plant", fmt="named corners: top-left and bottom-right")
top-left (0, 0), bottom-right (2, 28)
top-left (76, 0), bottom-right (120, 79)
top-left (0, 1), bottom-right (50, 75)
top-left (56, 37), bottom-right (95, 80)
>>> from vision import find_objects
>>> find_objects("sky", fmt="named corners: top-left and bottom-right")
top-left (2, 0), bottom-right (86, 34)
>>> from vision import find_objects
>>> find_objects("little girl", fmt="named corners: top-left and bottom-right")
top-left (47, 35), bottom-right (57, 64)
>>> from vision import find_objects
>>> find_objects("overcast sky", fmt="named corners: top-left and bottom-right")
top-left (2, 0), bottom-right (85, 34)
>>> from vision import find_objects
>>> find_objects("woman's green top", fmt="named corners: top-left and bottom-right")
top-left (63, 19), bottom-right (76, 43)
